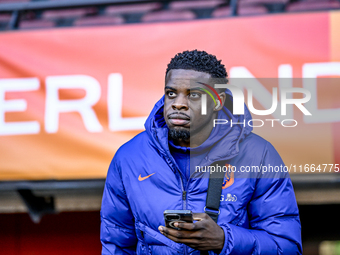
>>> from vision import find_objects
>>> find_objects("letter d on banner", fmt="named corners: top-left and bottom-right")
top-left (303, 62), bottom-right (340, 123)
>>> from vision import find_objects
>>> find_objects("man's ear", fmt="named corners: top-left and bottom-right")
top-left (213, 92), bottom-right (226, 111)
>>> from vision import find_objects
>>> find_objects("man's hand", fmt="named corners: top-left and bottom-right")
top-left (158, 213), bottom-right (225, 252)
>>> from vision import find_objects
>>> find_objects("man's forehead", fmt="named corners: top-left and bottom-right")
top-left (165, 69), bottom-right (212, 87)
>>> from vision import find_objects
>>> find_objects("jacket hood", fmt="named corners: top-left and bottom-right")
top-left (144, 90), bottom-right (253, 164)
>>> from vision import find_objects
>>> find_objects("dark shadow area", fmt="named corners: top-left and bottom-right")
top-left (0, 211), bottom-right (101, 255)
top-left (299, 204), bottom-right (340, 255)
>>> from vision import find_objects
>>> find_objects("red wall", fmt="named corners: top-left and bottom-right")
top-left (0, 211), bottom-right (101, 255)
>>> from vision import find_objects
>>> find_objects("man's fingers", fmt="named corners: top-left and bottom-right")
top-left (159, 225), bottom-right (180, 236)
top-left (159, 227), bottom-right (203, 244)
top-left (159, 225), bottom-right (191, 238)
top-left (158, 225), bottom-right (203, 239)
top-left (173, 219), bottom-right (206, 230)
top-left (174, 222), bottom-right (197, 230)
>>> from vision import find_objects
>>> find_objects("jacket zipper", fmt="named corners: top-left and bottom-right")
top-left (163, 150), bottom-right (187, 210)
top-left (155, 131), bottom-right (190, 211)
top-left (154, 133), bottom-right (187, 210)
top-left (177, 175), bottom-right (188, 255)
top-left (175, 168), bottom-right (186, 210)
top-left (182, 190), bottom-right (187, 209)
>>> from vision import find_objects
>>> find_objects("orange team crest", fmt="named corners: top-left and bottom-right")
top-left (222, 164), bottom-right (234, 189)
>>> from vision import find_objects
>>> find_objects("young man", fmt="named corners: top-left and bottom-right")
top-left (100, 50), bottom-right (302, 254)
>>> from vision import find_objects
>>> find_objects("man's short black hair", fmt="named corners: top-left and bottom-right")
top-left (166, 49), bottom-right (228, 79)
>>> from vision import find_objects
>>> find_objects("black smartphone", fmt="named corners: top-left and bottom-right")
top-left (164, 210), bottom-right (193, 230)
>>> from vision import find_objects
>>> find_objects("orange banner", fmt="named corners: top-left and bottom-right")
top-left (0, 11), bottom-right (339, 180)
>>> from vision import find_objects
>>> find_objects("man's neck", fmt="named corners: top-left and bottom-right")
top-left (171, 138), bottom-right (190, 148)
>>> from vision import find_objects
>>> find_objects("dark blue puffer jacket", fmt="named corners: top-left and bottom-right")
top-left (100, 95), bottom-right (302, 255)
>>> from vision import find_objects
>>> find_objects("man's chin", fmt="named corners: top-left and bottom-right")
top-left (168, 128), bottom-right (190, 141)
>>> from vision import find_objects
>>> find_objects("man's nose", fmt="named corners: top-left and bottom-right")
top-left (172, 94), bottom-right (188, 110)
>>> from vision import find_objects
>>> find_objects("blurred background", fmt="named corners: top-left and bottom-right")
top-left (0, 0), bottom-right (340, 254)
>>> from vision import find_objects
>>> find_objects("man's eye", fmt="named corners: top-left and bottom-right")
top-left (190, 92), bottom-right (201, 98)
top-left (167, 91), bottom-right (176, 97)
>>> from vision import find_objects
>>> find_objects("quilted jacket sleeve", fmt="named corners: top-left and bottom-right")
top-left (217, 142), bottom-right (302, 255)
top-left (100, 159), bottom-right (137, 255)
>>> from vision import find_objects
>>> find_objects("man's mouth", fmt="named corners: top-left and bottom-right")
top-left (168, 114), bottom-right (190, 126)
